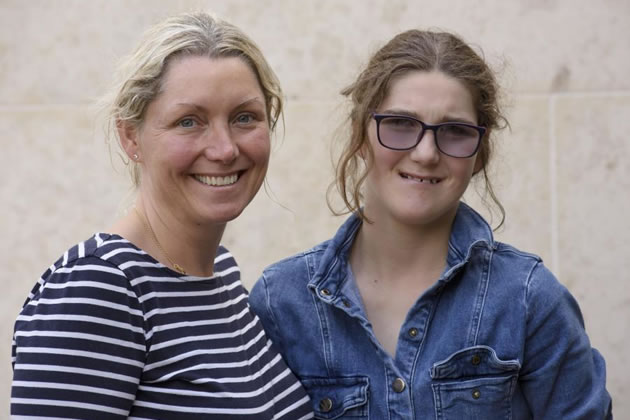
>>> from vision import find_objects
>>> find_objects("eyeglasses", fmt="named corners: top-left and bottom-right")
top-left (372, 113), bottom-right (486, 158)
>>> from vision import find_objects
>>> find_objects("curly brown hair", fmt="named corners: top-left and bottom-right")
top-left (330, 29), bottom-right (508, 228)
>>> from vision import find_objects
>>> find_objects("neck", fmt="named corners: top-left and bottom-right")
top-left (112, 198), bottom-right (225, 277)
top-left (350, 211), bottom-right (455, 286)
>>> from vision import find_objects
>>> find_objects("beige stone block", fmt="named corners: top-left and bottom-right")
top-left (0, 0), bottom-right (230, 105)
top-left (464, 95), bottom-right (552, 263)
top-left (462, 1), bottom-right (630, 93)
top-left (4, 0), bottom-right (627, 107)
top-left (234, 0), bottom-right (630, 97)
top-left (555, 94), bottom-right (630, 412)
top-left (0, 106), bottom-right (128, 411)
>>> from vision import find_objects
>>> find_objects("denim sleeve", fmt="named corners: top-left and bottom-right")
top-left (520, 262), bottom-right (612, 419)
top-left (249, 274), bottom-right (284, 355)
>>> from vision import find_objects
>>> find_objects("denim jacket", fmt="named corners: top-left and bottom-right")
top-left (249, 203), bottom-right (612, 419)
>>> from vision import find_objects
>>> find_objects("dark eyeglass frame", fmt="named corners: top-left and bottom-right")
top-left (372, 113), bottom-right (486, 158)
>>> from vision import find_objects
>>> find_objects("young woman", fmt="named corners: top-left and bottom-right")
top-left (11, 12), bottom-right (313, 419)
top-left (249, 30), bottom-right (612, 419)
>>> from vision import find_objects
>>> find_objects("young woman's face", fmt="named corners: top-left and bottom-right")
top-left (132, 56), bottom-right (270, 226)
top-left (363, 70), bottom-right (481, 230)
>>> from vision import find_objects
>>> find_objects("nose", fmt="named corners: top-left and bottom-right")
top-left (203, 124), bottom-right (239, 164)
top-left (410, 128), bottom-right (440, 164)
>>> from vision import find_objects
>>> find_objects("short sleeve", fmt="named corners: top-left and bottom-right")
top-left (11, 256), bottom-right (146, 419)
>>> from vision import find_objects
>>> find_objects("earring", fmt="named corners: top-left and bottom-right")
top-left (132, 153), bottom-right (139, 161)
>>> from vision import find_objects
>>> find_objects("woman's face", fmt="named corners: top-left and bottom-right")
top-left (363, 70), bottom-right (481, 230)
top-left (131, 55), bottom-right (270, 226)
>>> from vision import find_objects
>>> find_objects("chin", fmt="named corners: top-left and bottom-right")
top-left (390, 205), bottom-right (455, 228)
top-left (198, 205), bottom-right (247, 225)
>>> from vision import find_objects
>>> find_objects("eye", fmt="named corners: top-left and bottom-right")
top-left (381, 116), bottom-right (419, 131)
top-left (178, 118), bottom-right (196, 128)
top-left (234, 113), bottom-right (256, 125)
top-left (440, 124), bottom-right (477, 138)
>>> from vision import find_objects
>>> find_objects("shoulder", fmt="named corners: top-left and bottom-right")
top-left (261, 239), bottom-right (331, 281)
top-left (490, 242), bottom-right (574, 314)
top-left (493, 241), bottom-right (542, 263)
top-left (16, 235), bottom-right (146, 332)
top-left (471, 241), bottom-right (571, 311)
top-left (42, 234), bottom-right (133, 281)
top-left (250, 240), bottom-right (332, 308)
top-left (490, 241), bottom-right (547, 281)
top-left (23, 234), bottom-right (146, 305)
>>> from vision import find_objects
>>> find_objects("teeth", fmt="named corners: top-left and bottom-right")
top-left (402, 174), bottom-right (439, 184)
top-left (194, 174), bottom-right (238, 186)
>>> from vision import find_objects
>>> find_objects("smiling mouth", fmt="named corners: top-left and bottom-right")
top-left (193, 173), bottom-right (240, 186)
top-left (400, 172), bottom-right (441, 184)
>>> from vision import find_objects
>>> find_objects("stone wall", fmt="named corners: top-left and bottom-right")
top-left (2, 0), bottom-right (628, 415)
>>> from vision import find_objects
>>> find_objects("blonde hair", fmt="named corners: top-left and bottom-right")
top-left (103, 11), bottom-right (283, 187)
top-left (330, 30), bottom-right (508, 227)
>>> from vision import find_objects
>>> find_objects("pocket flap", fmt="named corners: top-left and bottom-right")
top-left (301, 376), bottom-right (369, 419)
top-left (431, 345), bottom-right (520, 379)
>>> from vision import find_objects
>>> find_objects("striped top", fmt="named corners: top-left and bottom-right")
top-left (11, 234), bottom-right (313, 419)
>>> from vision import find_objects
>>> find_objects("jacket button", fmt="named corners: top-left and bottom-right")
top-left (320, 288), bottom-right (331, 297)
top-left (319, 397), bottom-right (333, 412)
top-left (392, 377), bottom-right (406, 393)
top-left (472, 389), bottom-right (481, 399)
top-left (471, 354), bottom-right (481, 365)
top-left (408, 327), bottom-right (418, 337)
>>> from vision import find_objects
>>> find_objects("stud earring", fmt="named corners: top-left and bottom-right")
top-left (133, 153), bottom-right (139, 160)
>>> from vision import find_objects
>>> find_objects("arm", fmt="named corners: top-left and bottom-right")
top-left (519, 263), bottom-right (612, 419)
top-left (11, 256), bottom-right (146, 419)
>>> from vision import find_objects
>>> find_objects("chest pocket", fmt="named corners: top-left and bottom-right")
top-left (301, 376), bottom-right (369, 419)
top-left (430, 345), bottom-right (520, 420)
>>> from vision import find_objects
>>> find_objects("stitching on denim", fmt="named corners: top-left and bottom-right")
top-left (310, 289), bottom-right (333, 377)
top-left (523, 261), bottom-right (541, 323)
top-left (260, 273), bottom-right (283, 352)
top-left (466, 247), bottom-right (492, 346)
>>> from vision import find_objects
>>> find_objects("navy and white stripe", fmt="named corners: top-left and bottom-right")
top-left (11, 234), bottom-right (313, 419)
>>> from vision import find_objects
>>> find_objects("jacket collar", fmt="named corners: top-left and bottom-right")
top-left (308, 202), bottom-right (495, 297)
top-left (446, 202), bottom-right (495, 269)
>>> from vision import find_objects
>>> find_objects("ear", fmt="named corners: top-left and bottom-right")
top-left (473, 130), bottom-right (489, 175)
top-left (473, 154), bottom-right (484, 174)
top-left (117, 120), bottom-right (141, 161)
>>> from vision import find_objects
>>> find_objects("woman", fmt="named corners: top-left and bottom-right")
top-left (249, 30), bottom-right (612, 418)
top-left (11, 12), bottom-right (313, 419)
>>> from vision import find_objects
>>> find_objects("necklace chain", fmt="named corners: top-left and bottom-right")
top-left (133, 207), bottom-right (187, 275)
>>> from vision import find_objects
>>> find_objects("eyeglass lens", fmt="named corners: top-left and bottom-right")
top-left (378, 116), bottom-right (480, 157)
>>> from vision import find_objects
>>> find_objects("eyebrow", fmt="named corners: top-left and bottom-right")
top-left (380, 108), bottom-right (477, 125)
top-left (172, 102), bottom-right (206, 113)
top-left (172, 97), bottom-right (265, 112)
top-left (234, 97), bottom-right (265, 110)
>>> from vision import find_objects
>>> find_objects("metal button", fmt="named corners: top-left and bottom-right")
top-left (319, 397), bottom-right (333, 412)
top-left (471, 354), bottom-right (481, 365)
top-left (408, 327), bottom-right (418, 337)
top-left (472, 389), bottom-right (481, 399)
top-left (320, 288), bottom-right (331, 297)
top-left (392, 377), bottom-right (406, 393)
top-left (342, 299), bottom-right (351, 307)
